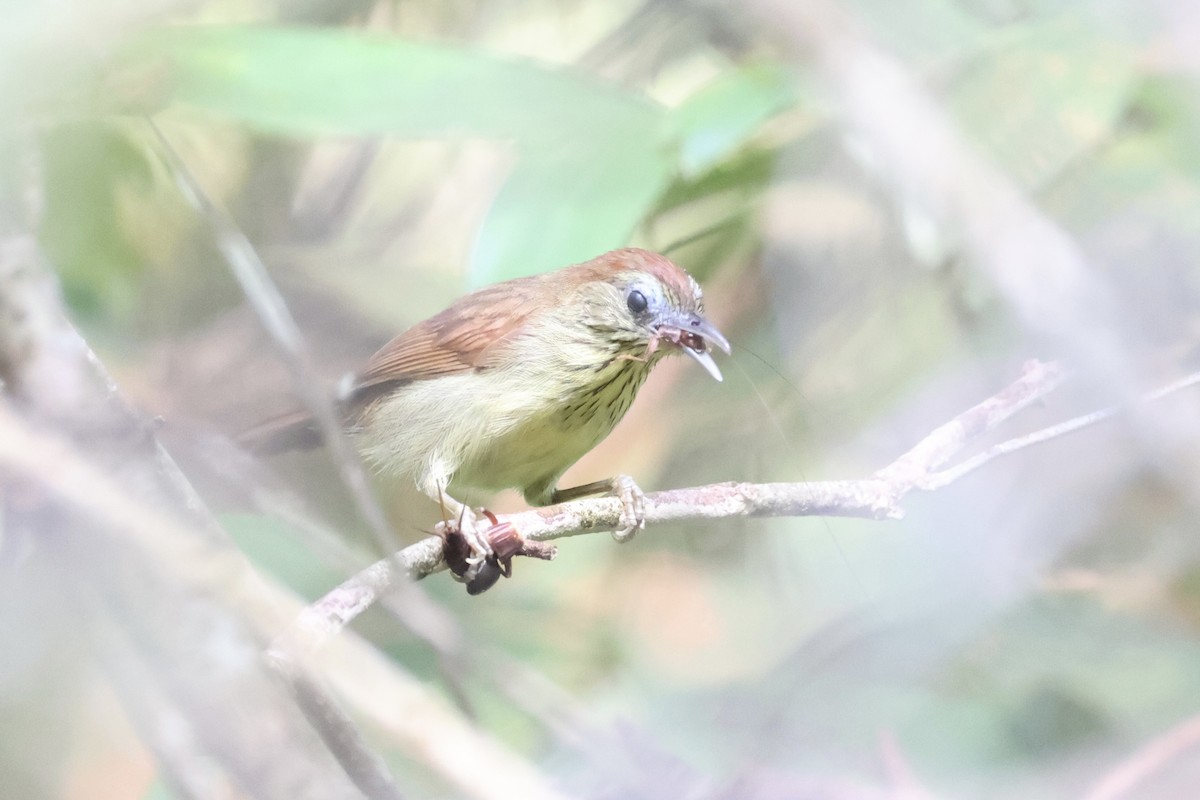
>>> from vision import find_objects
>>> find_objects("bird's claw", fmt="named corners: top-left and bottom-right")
top-left (460, 506), bottom-right (495, 558)
top-left (610, 474), bottom-right (646, 543)
top-left (438, 506), bottom-right (492, 587)
top-left (439, 509), bottom-right (556, 595)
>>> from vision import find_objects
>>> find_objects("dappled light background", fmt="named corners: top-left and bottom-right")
top-left (4, 0), bottom-right (1200, 798)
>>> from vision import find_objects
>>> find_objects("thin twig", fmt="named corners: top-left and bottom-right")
top-left (878, 731), bottom-right (941, 800)
top-left (2, 187), bottom-right (405, 798)
top-left (145, 120), bottom-right (401, 561)
top-left (924, 370), bottom-right (1200, 490)
top-left (270, 654), bottom-right (407, 800)
top-left (146, 120), bottom-right (465, 672)
top-left (875, 359), bottom-right (1067, 486)
top-left (0, 207), bottom-right (562, 800)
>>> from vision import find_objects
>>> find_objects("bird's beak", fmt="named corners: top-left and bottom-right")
top-left (653, 312), bottom-right (732, 382)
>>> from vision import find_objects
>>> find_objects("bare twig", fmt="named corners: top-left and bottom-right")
top-left (87, 606), bottom-right (242, 800)
top-left (0, 229), bottom-right (91, 417)
top-left (146, 120), bottom-right (401, 561)
top-left (878, 731), bottom-right (942, 800)
top-left (1085, 712), bottom-right (1200, 800)
top-left (270, 655), bottom-right (407, 800)
top-left (295, 360), bottom-right (1067, 642)
top-left (923, 370), bottom-right (1200, 489)
top-left (875, 360), bottom-right (1067, 486)
top-left (266, 360), bottom-right (1192, 793)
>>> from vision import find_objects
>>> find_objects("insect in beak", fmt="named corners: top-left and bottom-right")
top-left (652, 314), bottom-right (731, 382)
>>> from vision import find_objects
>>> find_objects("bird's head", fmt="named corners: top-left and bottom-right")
top-left (573, 248), bottom-right (731, 381)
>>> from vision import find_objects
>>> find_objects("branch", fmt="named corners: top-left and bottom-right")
top-left (296, 358), bottom-right (1200, 643)
top-left (296, 360), bottom-right (1066, 640)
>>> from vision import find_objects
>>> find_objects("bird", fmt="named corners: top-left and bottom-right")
top-left (243, 247), bottom-right (729, 589)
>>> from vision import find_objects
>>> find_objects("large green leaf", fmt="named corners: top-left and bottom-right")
top-left (114, 26), bottom-right (794, 284)
top-left (469, 139), bottom-right (672, 284)
top-left (472, 62), bottom-right (796, 282)
top-left (117, 26), bottom-right (674, 279)
top-left (117, 25), bottom-right (660, 142)
top-left (666, 63), bottom-right (796, 178)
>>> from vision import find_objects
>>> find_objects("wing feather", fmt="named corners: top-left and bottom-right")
top-left (349, 274), bottom-right (550, 403)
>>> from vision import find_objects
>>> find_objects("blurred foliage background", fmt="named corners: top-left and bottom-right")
top-left (4, 0), bottom-right (1200, 798)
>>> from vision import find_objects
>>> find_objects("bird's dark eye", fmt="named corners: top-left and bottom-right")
top-left (627, 289), bottom-right (648, 314)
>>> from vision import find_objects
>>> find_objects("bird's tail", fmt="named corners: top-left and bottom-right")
top-left (237, 409), bottom-right (324, 455)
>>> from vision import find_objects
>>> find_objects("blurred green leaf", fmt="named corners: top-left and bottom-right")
top-left (656, 146), bottom-right (778, 214)
top-left (470, 139), bottom-right (671, 284)
top-left (1112, 77), bottom-right (1200, 188)
top-left (39, 121), bottom-right (154, 320)
top-left (948, 18), bottom-right (1137, 191)
top-left (115, 26), bottom-right (800, 283)
top-left (220, 513), bottom-right (342, 599)
top-left (666, 63), bottom-right (796, 177)
top-left (140, 778), bottom-right (173, 800)
top-left (850, 0), bottom-right (992, 66)
top-left (117, 25), bottom-right (660, 141)
top-left (1043, 77), bottom-right (1200, 247)
top-left (977, 596), bottom-right (1200, 736)
top-left (111, 26), bottom-right (803, 288)
top-left (472, 63), bottom-right (794, 282)
top-left (116, 25), bottom-right (676, 280)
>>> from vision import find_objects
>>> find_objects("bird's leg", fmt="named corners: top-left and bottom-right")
top-left (550, 475), bottom-right (645, 543)
top-left (429, 482), bottom-right (556, 594)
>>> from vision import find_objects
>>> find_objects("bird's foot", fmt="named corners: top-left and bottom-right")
top-left (548, 475), bottom-right (647, 543)
top-left (610, 474), bottom-right (646, 543)
top-left (460, 506), bottom-right (495, 560)
top-left (439, 509), bottom-right (556, 595)
top-left (438, 505), bottom-right (491, 581)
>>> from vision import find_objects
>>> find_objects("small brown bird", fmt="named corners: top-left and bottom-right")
top-left (245, 248), bottom-right (729, 584)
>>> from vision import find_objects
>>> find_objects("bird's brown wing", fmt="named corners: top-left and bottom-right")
top-left (240, 272), bottom-right (554, 454)
top-left (349, 274), bottom-right (550, 405)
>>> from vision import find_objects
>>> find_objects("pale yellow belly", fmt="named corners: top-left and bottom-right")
top-left (357, 355), bottom-right (650, 505)
top-left (453, 362), bottom-right (648, 503)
